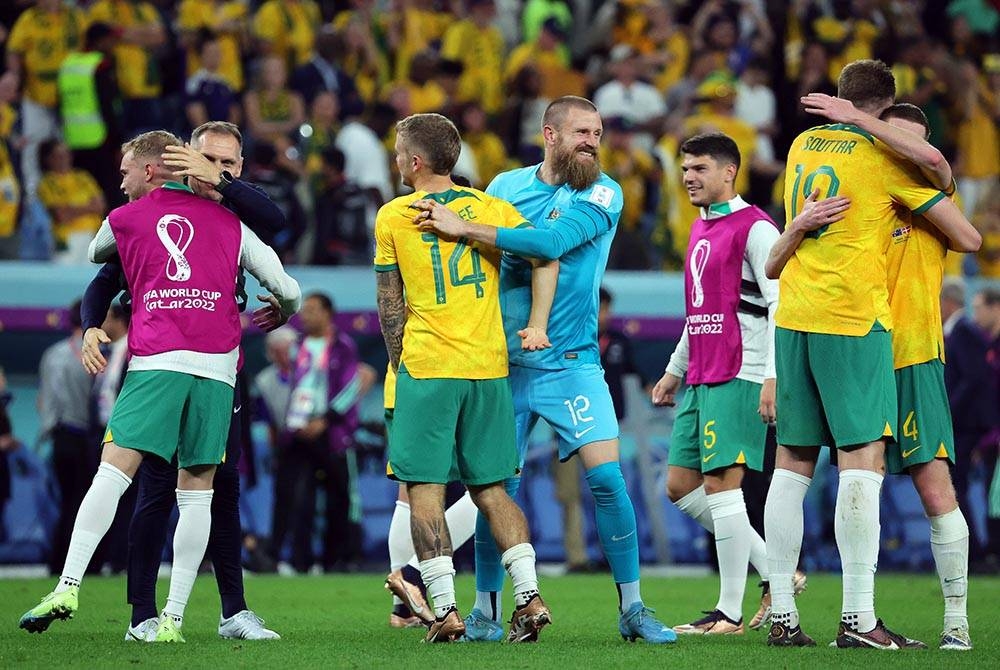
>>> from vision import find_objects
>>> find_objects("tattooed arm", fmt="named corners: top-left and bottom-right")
top-left (376, 269), bottom-right (407, 371)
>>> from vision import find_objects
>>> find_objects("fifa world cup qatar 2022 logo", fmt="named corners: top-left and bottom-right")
top-left (157, 214), bottom-right (194, 282)
top-left (689, 239), bottom-right (711, 308)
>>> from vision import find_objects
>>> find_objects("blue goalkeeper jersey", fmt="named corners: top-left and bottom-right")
top-left (486, 164), bottom-right (623, 370)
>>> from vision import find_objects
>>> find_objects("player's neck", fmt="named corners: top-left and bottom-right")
top-left (537, 160), bottom-right (562, 187)
top-left (412, 174), bottom-right (455, 195)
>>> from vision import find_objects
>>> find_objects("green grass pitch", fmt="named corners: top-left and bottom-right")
top-left (0, 573), bottom-right (995, 668)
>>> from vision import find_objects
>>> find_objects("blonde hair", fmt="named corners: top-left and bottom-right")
top-left (121, 130), bottom-right (182, 161)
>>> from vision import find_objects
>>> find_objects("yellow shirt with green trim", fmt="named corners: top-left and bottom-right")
top-left (777, 123), bottom-right (946, 336)
top-left (89, 0), bottom-right (164, 99)
top-left (178, 0), bottom-right (247, 91)
top-left (252, 0), bottom-right (321, 69)
top-left (440, 19), bottom-right (506, 114)
top-left (374, 186), bottom-right (526, 380)
top-left (38, 169), bottom-right (103, 245)
top-left (7, 5), bottom-right (85, 107)
top-left (0, 103), bottom-right (19, 237)
top-left (887, 206), bottom-right (950, 369)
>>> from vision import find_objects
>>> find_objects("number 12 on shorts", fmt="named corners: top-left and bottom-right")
top-left (564, 395), bottom-right (596, 439)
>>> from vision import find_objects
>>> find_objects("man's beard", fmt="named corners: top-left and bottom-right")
top-left (553, 145), bottom-right (601, 191)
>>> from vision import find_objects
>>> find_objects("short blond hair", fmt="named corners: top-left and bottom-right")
top-left (396, 113), bottom-right (460, 175)
top-left (121, 130), bottom-right (182, 161)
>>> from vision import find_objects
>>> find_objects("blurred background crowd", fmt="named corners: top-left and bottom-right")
top-left (0, 0), bottom-right (999, 575)
top-left (0, 0), bottom-right (997, 272)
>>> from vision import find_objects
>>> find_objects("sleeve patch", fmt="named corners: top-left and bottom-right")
top-left (588, 184), bottom-right (614, 209)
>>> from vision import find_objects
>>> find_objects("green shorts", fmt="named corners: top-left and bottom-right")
top-left (775, 325), bottom-right (896, 449)
top-left (387, 367), bottom-right (518, 485)
top-left (668, 378), bottom-right (766, 473)
top-left (105, 370), bottom-right (231, 469)
top-left (886, 360), bottom-right (956, 474)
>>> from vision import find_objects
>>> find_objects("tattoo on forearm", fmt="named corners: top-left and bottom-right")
top-left (376, 270), bottom-right (406, 370)
top-left (411, 516), bottom-right (454, 561)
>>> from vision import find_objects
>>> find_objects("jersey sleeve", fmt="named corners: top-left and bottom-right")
top-left (373, 205), bottom-right (398, 271)
top-left (493, 198), bottom-right (529, 230)
top-left (881, 151), bottom-right (946, 215)
top-left (575, 178), bottom-right (623, 232)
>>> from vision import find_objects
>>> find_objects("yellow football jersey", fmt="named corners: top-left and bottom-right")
top-left (0, 104), bottom-right (19, 237)
top-left (440, 20), bottom-right (505, 114)
top-left (886, 211), bottom-right (948, 369)
top-left (374, 187), bottom-right (526, 380)
top-left (7, 5), bottom-right (85, 107)
top-left (37, 169), bottom-right (103, 244)
top-left (177, 0), bottom-right (247, 91)
top-left (252, 0), bottom-right (321, 69)
top-left (777, 124), bottom-right (946, 336)
top-left (88, 0), bottom-right (164, 99)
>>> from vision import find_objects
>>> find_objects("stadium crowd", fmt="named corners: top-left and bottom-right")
top-left (0, 0), bottom-right (996, 272)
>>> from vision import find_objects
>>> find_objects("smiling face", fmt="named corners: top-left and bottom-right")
top-left (546, 106), bottom-right (603, 190)
top-left (681, 153), bottom-right (736, 208)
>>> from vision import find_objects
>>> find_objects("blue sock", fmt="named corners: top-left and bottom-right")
top-left (473, 477), bottom-right (521, 595)
top-left (586, 462), bottom-right (640, 585)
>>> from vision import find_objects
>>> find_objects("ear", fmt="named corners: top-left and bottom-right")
top-left (542, 124), bottom-right (557, 145)
top-left (725, 163), bottom-right (738, 183)
top-left (144, 162), bottom-right (156, 182)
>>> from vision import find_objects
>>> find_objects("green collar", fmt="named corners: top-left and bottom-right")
top-left (702, 195), bottom-right (749, 220)
top-left (162, 181), bottom-right (194, 193)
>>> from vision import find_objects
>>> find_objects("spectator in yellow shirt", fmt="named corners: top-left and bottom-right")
top-left (599, 117), bottom-right (657, 269)
top-left (440, 0), bottom-right (506, 114)
top-left (253, 0), bottom-right (322, 72)
top-left (0, 72), bottom-right (20, 253)
top-left (244, 56), bottom-right (307, 175)
top-left (6, 0), bottom-right (86, 195)
top-left (382, 51), bottom-right (446, 115)
top-left (334, 16), bottom-right (391, 105)
top-left (683, 73), bottom-right (781, 200)
top-left (36, 140), bottom-right (105, 263)
top-left (505, 19), bottom-right (583, 100)
top-left (88, 0), bottom-right (167, 135)
top-left (955, 59), bottom-right (1000, 218)
top-left (177, 0), bottom-right (249, 92)
top-left (458, 101), bottom-right (510, 189)
top-left (382, 0), bottom-right (452, 83)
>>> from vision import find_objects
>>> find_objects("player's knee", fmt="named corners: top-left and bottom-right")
top-left (911, 460), bottom-right (958, 516)
top-left (585, 461), bottom-right (626, 501)
top-left (665, 477), bottom-right (692, 502)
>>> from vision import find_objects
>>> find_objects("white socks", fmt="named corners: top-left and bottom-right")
top-left (708, 489), bottom-right (753, 622)
top-left (676, 485), bottom-right (769, 581)
top-left (501, 543), bottom-right (539, 608)
top-left (387, 501), bottom-right (413, 575)
top-left (387, 495), bottom-right (479, 606)
top-left (419, 555), bottom-right (457, 619)
top-left (56, 462), bottom-right (132, 593)
top-left (929, 508), bottom-right (970, 631)
top-left (163, 489), bottom-right (214, 626)
top-left (837, 469), bottom-right (883, 633)
top-left (675, 486), bottom-right (714, 532)
top-left (765, 469), bottom-right (811, 627)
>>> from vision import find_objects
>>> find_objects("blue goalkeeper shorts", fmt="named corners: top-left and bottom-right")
top-left (509, 363), bottom-right (620, 464)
